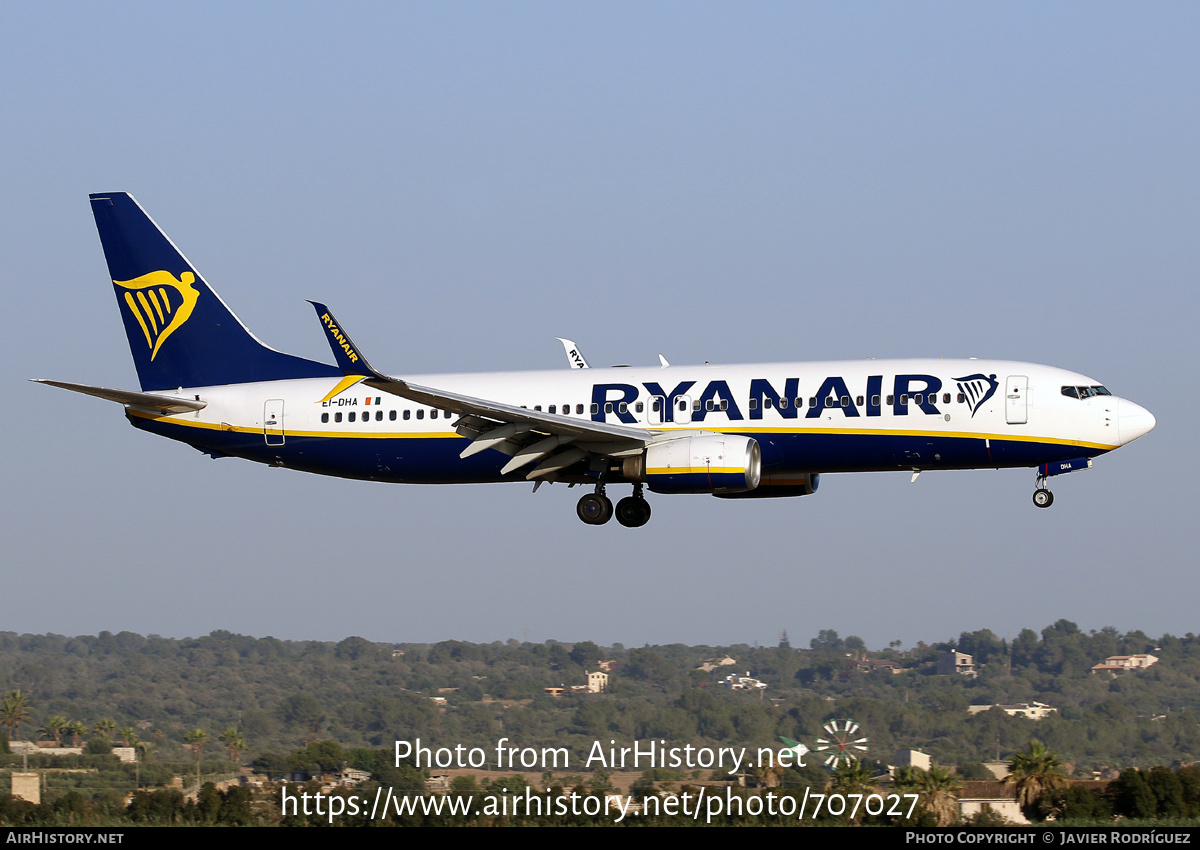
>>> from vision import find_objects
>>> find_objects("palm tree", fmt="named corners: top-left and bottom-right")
top-left (0, 690), bottom-right (32, 740)
top-left (116, 726), bottom-right (139, 748)
top-left (184, 729), bottom-right (209, 787)
top-left (830, 758), bottom-right (881, 821)
top-left (917, 765), bottom-right (963, 826)
top-left (219, 727), bottom-right (246, 765)
top-left (92, 718), bottom-right (116, 741)
top-left (65, 720), bottom-right (88, 748)
top-left (39, 715), bottom-right (68, 747)
top-left (1005, 740), bottom-right (1068, 818)
top-left (137, 741), bottom-right (156, 763)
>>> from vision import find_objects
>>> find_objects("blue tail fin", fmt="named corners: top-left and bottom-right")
top-left (89, 193), bottom-right (341, 391)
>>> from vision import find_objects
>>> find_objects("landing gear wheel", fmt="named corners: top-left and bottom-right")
top-left (577, 493), bottom-right (613, 525)
top-left (1033, 488), bottom-right (1054, 509)
top-left (615, 496), bottom-right (652, 528)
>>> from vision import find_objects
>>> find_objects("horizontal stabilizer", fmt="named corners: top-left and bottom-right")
top-left (32, 379), bottom-right (207, 413)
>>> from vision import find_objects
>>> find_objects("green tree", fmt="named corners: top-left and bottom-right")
top-left (116, 726), bottom-right (139, 748)
top-left (39, 714), bottom-right (67, 746)
top-left (219, 727), bottom-right (246, 765)
top-left (65, 720), bottom-right (87, 748)
top-left (1005, 740), bottom-right (1068, 819)
top-left (0, 690), bottom-right (32, 740)
top-left (92, 718), bottom-right (116, 741)
top-left (184, 729), bottom-right (209, 787)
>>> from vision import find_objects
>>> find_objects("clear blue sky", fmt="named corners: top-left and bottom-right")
top-left (3, 3), bottom-right (1195, 649)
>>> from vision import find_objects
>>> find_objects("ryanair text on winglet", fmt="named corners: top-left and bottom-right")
top-left (320, 312), bottom-right (360, 364)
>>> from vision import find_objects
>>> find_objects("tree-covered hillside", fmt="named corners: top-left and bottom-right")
top-left (1, 622), bottom-right (1197, 774)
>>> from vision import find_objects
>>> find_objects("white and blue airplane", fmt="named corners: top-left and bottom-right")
top-left (35, 193), bottom-right (1156, 527)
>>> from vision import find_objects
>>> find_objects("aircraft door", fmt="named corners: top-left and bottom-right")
top-left (1005, 376), bottom-right (1028, 425)
top-left (647, 396), bottom-right (666, 426)
top-left (673, 395), bottom-right (694, 424)
top-left (265, 399), bottom-right (285, 445)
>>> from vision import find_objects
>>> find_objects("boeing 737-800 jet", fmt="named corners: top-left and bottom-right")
top-left (34, 193), bottom-right (1156, 527)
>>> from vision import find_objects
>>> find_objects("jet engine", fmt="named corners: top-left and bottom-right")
top-left (622, 434), bottom-right (761, 494)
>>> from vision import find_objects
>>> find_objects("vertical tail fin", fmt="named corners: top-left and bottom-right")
top-left (89, 193), bottom-right (340, 391)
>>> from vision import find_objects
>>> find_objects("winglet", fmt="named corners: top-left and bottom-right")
top-left (308, 301), bottom-right (388, 380)
top-left (556, 338), bottom-right (590, 369)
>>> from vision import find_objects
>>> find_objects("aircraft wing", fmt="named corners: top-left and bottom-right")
top-left (31, 379), bottom-right (207, 414)
top-left (309, 302), bottom-right (652, 480)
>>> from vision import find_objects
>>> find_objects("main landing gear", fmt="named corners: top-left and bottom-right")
top-left (577, 483), bottom-right (652, 527)
top-left (1032, 472), bottom-right (1054, 509)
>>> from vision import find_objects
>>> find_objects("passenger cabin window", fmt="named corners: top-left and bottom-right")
top-left (887, 395), bottom-right (894, 405)
top-left (943, 393), bottom-right (951, 404)
top-left (430, 410), bottom-right (438, 419)
top-left (389, 410), bottom-right (397, 421)
top-left (957, 393), bottom-right (965, 403)
top-left (417, 409), bottom-right (424, 420)
top-left (548, 405), bottom-right (556, 414)
top-left (376, 410), bottom-right (383, 421)
top-left (840, 396), bottom-right (850, 407)
top-left (590, 403), bottom-right (599, 414)
top-left (321, 412), bottom-right (329, 423)
top-left (779, 398), bottom-right (788, 409)
top-left (403, 410), bottom-right (411, 420)
top-left (618, 402), bottom-right (628, 414)
top-left (577, 404), bottom-right (585, 414)
top-left (749, 399), bottom-right (758, 410)
top-left (604, 402), bottom-right (613, 413)
top-left (762, 398), bottom-right (772, 409)
top-left (635, 401), bottom-right (643, 413)
top-left (871, 395), bottom-right (880, 406)
top-left (855, 395), bottom-right (864, 406)
top-left (335, 412), bottom-right (342, 422)
top-left (349, 411), bottom-right (356, 422)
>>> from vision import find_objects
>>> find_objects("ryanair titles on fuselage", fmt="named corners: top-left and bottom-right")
top-left (588, 372), bottom-right (999, 423)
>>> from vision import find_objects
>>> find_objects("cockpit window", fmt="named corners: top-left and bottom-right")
top-left (1063, 385), bottom-right (1111, 399)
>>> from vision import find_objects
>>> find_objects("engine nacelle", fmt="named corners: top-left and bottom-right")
top-left (623, 434), bottom-right (761, 494)
top-left (713, 472), bottom-right (820, 499)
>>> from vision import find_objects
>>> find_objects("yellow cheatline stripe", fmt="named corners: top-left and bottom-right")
top-left (647, 467), bottom-right (745, 476)
top-left (663, 425), bottom-right (1116, 452)
top-left (318, 375), bottom-right (366, 403)
top-left (125, 409), bottom-right (460, 438)
top-left (148, 288), bottom-right (165, 324)
top-left (136, 291), bottom-right (158, 334)
top-left (125, 410), bottom-right (1118, 451)
top-left (124, 292), bottom-right (152, 347)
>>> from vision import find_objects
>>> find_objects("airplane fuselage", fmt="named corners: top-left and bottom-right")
top-left (126, 358), bottom-right (1145, 485)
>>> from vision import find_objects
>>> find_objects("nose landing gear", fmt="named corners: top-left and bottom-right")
top-left (1032, 472), bottom-right (1054, 508)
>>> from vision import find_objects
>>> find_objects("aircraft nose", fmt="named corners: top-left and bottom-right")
top-left (1117, 399), bottom-right (1156, 445)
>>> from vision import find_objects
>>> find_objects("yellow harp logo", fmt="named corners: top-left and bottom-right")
top-left (114, 270), bottom-right (200, 361)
